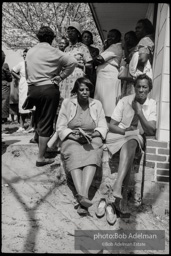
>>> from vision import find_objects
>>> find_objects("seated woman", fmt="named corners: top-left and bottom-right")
top-left (96, 74), bottom-right (157, 225)
top-left (56, 77), bottom-right (108, 216)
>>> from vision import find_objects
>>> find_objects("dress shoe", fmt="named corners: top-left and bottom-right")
top-left (96, 198), bottom-right (106, 218)
top-left (114, 205), bottom-right (131, 218)
top-left (16, 127), bottom-right (25, 133)
top-left (75, 194), bottom-right (83, 203)
top-left (75, 194), bottom-right (93, 208)
top-left (80, 196), bottom-right (93, 208)
top-left (77, 204), bottom-right (88, 216)
top-left (30, 138), bottom-right (38, 144)
top-left (105, 203), bottom-right (117, 225)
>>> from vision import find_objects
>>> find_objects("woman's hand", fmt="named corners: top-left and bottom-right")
top-left (125, 125), bottom-right (137, 131)
top-left (77, 62), bottom-right (85, 70)
top-left (67, 132), bottom-right (87, 144)
top-left (132, 100), bottom-right (143, 115)
top-left (77, 135), bottom-right (88, 144)
top-left (67, 133), bottom-right (79, 141)
top-left (93, 55), bottom-right (105, 66)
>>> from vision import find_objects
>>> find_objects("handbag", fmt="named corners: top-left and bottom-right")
top-left (118, 64), bottom-right (133, 81)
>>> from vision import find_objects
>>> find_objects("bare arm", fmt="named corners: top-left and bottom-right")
top-left (94, 101), bottom-right (108, 139)
top-left (51, 55), bottom-right (77, 85)
top-left (132, 100), bottom-right (156, 136)
top-left (137, 112), bottom-right (156, 135)
top-left (108, 119), bottom-right (125, 135)
top-left (59, 55), bottom-right (77, 80)
top-left (11, 70), bottom-right (20, 80)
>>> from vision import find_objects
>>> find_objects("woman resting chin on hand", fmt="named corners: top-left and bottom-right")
top-left (95, 74), bottom-right (157, 224)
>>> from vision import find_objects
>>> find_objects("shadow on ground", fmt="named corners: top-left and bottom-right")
top-left (3, 127), bottom-right (19, 134)
top-left (2, 140), bottom-right (20, 155)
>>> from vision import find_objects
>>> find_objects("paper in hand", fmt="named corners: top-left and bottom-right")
top-left (78, 128), bottom-right (92, 144)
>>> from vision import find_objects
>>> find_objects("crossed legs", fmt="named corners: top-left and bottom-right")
top-left (112, 139), bottom-right (138, 199)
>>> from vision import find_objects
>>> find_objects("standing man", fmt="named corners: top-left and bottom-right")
top-left (25, 26), bottom-right (77, 167)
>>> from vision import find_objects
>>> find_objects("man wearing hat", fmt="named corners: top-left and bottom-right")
top-left (61, 21), bottom-right (93, 99)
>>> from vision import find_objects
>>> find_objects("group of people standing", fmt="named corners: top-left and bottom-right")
top-left (2, 18), bottom-right (157, 224)
top-left (2, 48), bottom-right (35, 133)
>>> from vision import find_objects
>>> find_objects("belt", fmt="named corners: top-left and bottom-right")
top-left (28, 83), bottom-right (59, 88)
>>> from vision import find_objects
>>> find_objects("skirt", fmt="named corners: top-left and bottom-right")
top-left (94, 68), bottom-right (121, 117)
top-left (105, 132), bottom-right (145, 158)
top-left (61, 137), bottom-right (103, 172)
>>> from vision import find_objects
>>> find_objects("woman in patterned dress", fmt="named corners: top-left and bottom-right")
top-left (60, 22), bottom-right (92, 99)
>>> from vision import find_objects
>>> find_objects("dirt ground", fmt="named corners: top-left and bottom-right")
top-left (1, 121), bottom-right (169, 254)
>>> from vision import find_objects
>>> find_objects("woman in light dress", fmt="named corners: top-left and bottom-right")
top-left (96, 74), bottom-right (157, 225)
top-left (94, 29), bottom-right (123, 123)
top-left (12, 49), bottom-right (31, 132)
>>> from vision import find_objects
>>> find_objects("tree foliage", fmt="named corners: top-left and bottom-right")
top-left (2, 2), bottom-right (102, 50)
